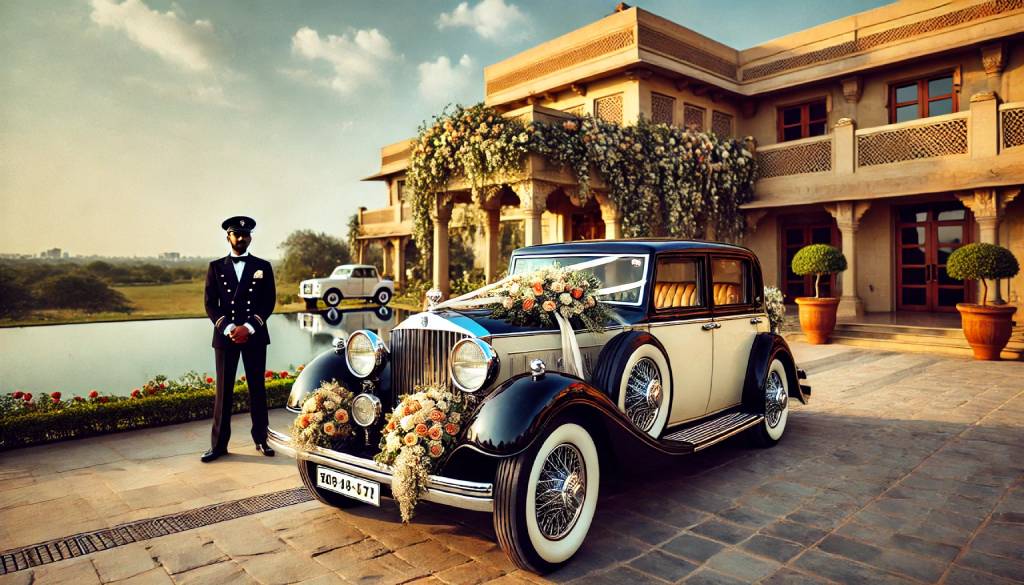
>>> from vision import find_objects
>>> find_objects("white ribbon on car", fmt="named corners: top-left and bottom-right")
top-left (433, 255), bottom-right (638, 379)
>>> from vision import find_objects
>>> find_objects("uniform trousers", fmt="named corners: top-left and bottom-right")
top-left (211, 343), bottom-right (269, 451)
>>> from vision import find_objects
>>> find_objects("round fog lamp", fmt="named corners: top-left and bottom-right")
top-left (351, 393), bottom-right (382, 427)
top-left (346, 330), bottom-right (387, 378)
top-left (450, 338), bottom-right (498, 393)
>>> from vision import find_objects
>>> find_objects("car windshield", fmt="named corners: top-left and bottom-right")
top-left (509, 254), bottom-right (649, 305)
top-left (332, 268), bottom-right (352, 278)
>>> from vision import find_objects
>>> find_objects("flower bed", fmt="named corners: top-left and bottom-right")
top-left (0, 369), bottom-right (299, 451)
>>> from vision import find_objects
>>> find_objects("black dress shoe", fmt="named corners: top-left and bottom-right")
top-left (201, 448), bottom-right (226, 463)
top-left (255, 443), bottom-right (275, 457)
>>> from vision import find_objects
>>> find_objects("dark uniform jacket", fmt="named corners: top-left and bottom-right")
top-left (204, 255), bottom-right (276, 349)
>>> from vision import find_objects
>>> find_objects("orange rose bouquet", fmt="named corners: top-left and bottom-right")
top-left (290, 380), bottom-right (356, 450)
top-left (489, 266), bottom-right (610, 333)
top-left (374, 384), bottom-right (471, 522)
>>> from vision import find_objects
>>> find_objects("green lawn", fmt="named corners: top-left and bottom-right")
top-left (0, 280), bottom-right (419, 327)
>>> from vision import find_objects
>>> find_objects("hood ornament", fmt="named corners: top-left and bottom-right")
top-left (426, 288), bottom-right (443, 310)
top-left (420, 315), bottom-right (429, 327)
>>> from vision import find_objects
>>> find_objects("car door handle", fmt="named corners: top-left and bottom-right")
top-left (750, 317), bottom-right (763, 324)
top-left (701, 322), bottom-right (720, 331)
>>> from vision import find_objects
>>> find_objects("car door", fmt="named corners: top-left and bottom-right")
top-left (340, 268), bottom-right (361, 297)
top-left (362, 267), bottom-right (379, 296)
top-left (647, 254), bottom-right (715, 425)
top-left (706, 254), bottom-right (767, 414)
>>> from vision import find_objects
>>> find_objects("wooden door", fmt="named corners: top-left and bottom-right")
top-left (896, 202), bottom-right (971, 312)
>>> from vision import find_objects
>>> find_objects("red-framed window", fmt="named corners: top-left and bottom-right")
top-left (777, 99), bottom-right (827, 142)
top-left (889, 72), bottom-right (957, 124)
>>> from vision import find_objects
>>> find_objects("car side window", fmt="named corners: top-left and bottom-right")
top-left (353, 268), bottom-right (367, 278)
top-left (711, 257), bottom-right (751, 306)
top-left (367, 268), bottom-right (378, 279)
top-left (653, 257), bottom-right (703, 310)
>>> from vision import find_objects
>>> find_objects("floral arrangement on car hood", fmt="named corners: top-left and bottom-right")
top-left (375, 385), bottom-right (471, 522)
top-left (290, 381), bottom-right (355, 450)
top-left (488, 266), bottom-right (610, 334)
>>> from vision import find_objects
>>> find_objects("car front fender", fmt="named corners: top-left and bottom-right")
top-left (741, 333), bottom-right (809, 408)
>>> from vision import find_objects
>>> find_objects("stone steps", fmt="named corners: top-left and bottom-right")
top-left (785, 322), bottom-right (1024, 360)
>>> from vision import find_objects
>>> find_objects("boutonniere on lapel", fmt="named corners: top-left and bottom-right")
top-left (253, 270), bottom-right (264, 279)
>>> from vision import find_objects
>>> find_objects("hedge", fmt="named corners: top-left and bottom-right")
top-left (0, 378), bottom-right (295, 451)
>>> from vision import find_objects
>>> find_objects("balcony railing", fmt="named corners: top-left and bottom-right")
top-left (756, 93), bottom-right (1013, 181)
top-left (1001, 101), bottom-right (1024, 151)
top-left (756, 135), bottom-right (832, 178)
top-left (856, 112), bottom-right (968, 167)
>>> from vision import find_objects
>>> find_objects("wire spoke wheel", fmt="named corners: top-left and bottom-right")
top-left (765, 370), bottom-right (787, 429)
top-left (535, 443), bottom-right (586, 540)
top-left (624, 357), bottom-right (663, 432)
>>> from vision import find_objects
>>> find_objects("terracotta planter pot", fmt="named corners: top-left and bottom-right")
top-left (956, 303), bottom-right (1017, 360)
top-left (795, 297), bottom-right (840, 344)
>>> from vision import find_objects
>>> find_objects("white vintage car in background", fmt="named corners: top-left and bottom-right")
top-left (299, 264), bottom-right (394, 308)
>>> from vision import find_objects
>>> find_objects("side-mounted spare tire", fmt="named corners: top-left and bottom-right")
top-left (590, 331), bottom-right (672, 439)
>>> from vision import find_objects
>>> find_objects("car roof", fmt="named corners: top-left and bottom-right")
top-left (511, 239), bottom-right (754, 257)
top-left (334, 264), bottom-right (377, 270)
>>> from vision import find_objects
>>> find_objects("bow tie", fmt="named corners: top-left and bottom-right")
top-left (230, 256), bottom-right (246, 264)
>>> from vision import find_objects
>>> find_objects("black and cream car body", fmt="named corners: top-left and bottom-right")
top-left (270, 240), bottom-right (810, 574)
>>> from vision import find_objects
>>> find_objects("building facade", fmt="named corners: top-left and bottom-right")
top-left (359, 0), bottom-right (1024, 317)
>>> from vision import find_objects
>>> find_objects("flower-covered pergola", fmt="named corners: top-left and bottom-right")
top-left (406, 103), bottom-right (758, 295)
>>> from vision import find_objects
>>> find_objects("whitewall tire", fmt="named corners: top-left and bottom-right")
top-left (323, 289), bottom-right (342, 307)
top-left (374, 289), bottom-right (392, 305)
top-left (494, 420), bottom-right (600, 574)
top-left (616, 344), bottom-right (671, 439)
top-left (751, 358), bottom-right (789, 447)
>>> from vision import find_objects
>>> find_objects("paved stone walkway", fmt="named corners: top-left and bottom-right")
top-left (1, 342), bottom-right (1021, 585)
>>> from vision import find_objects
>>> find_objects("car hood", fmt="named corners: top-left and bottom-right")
top-left (393, 306), bottom-right (645, 337)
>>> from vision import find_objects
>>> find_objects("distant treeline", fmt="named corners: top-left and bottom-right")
top-left (0, 259), bottom-right (208, 318)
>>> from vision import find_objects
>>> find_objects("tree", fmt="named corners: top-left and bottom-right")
top-left (33, 274), bottom-right (131, 313)
top-left (278, 230), bottom-right (351, 282)
top-left (791, 244), bottom-right (847, 298)
top-left (947, 243), bottom-right (1020, 305)
top-left (0, 264), bottom-right (33, 318)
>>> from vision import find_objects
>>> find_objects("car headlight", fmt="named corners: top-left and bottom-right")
top-left (351, 393), bottom-right (382, 427)
top-left (450, 338), bottom-right (499, 393)
top-left (346, 330), bottom-right (388, 378)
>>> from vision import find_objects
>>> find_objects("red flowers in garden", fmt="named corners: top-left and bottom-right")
top-left (131, 389), bottom-right (141, 398)
top-left (279, 371), bottom-right (288, 378)
top-left (205, 377), bottom-right (214, 384)
top-left (88, 390), bottom-right (99, 399)
top-left (12, 391), bottom-right (23, 399)
top-left (265, 370), bottom-right (273, 379)
top-left (50, 392), bottom-right (61, 400)
top-left (23, 393), bottom-right (32, 401)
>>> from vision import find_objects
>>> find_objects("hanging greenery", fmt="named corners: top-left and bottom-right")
top-left (405, 103), bottom-right (757, 265)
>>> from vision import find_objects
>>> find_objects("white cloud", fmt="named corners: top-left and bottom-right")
top-left (437, 0), bottom-right (529, 40)
top-left (289, 26), bottom-right (398, 95)
top-left (90, 0), bottom-right (218, 72)
top-left (417, 54), bottom-right (475, 103)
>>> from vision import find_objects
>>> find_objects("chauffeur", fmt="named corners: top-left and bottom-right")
top-left (201, 216), bottom-right (277, 462)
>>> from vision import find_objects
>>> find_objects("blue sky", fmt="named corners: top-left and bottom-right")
top-left (0, 0), bottom-right (889, 258)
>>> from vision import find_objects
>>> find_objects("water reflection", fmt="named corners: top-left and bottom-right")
top-left (0, 306), bottom-right (408, 397)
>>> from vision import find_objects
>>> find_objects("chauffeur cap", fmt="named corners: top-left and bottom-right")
top-left (221, 216), bottom-right (256, 233)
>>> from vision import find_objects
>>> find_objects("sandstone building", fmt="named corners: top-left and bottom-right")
top-left (358, 0), bottom-right (1024, 323)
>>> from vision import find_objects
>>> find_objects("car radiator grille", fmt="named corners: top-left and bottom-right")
top-left (389, 328), bottom-right (469, 398)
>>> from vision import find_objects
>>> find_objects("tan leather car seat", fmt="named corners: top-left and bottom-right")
top-left (713, 283), bottom-right (742, 305)
top-left (654, 282), bottom-right (699, 309)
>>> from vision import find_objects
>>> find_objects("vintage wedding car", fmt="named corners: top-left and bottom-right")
top-left (270, 240), bottom-right (810, 573)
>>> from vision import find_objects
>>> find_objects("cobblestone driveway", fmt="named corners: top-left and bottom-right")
top-left (1, 343), bottom-right (1022, 584)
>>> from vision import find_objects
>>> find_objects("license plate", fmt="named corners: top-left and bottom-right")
top-left (316, 466), bottom-right (380, 506)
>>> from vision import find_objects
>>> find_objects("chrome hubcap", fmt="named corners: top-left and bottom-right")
top-left (535, 443), bottom-right (586, 540)
top-left (625, 357), bottom-right (662, 432)
top-left (765, 371), bottom-right (787, 428)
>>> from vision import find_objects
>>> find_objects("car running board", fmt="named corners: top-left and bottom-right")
top-left (661, 412), bottom-right (763, 452)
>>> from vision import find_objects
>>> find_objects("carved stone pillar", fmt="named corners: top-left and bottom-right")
top-left (970, 92), bottom-right (999, 159)
top-left (431, 196), bottom-right (453, 297)
top-left (834, 118), bottom-right (856, 175)
top-left (512, 180), bottom-right (557, 246)
top-left (824, 201), bottom-right (871, 317)
top-left (392, 237), bottom-right (405, 290)
top-left (594, 192), bottom-right (622, 240)
top-left (980, 42), bottom-right (1007, 95)
top-left (956, 188), bottom-right (1020, 303)
top-left (482, 203), bottom-right (502, 283)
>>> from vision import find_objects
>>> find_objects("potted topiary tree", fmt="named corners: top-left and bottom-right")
top-left (791, 244), bottom-right (848, 344)
top-left (946, 243), bottom-right (1020, 360)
